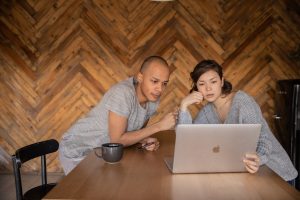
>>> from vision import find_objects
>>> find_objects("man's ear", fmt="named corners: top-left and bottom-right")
top-left (137, 72), bottom-right (143, 83)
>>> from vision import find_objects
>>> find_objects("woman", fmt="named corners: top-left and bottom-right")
top-left (178, 60), bottom-right (298, 181)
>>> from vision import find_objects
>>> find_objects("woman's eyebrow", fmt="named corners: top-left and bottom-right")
top-left (198, 77), bottom-right (218, 82)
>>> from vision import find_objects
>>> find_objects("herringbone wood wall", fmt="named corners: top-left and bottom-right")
top-left (0, 0), bottom-right (299, 172)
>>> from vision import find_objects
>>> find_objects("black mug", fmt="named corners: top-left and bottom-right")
top-left (94, 143), bottom-right (123, 163)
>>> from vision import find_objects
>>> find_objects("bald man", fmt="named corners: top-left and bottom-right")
top-left (59, 56), bottom-right (177, 174)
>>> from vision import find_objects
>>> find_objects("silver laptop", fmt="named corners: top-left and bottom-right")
top-left (164, 124), bottom-right (261, 173)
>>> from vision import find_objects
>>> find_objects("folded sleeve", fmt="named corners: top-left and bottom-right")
top-left (104, 85), bottom-right (133, 118)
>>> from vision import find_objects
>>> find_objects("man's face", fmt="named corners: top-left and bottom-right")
top-left (138, 62), bottom-right (170, 103)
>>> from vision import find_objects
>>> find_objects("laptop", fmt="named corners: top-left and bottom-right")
top-left (164, 124), bottom-right (261, 173)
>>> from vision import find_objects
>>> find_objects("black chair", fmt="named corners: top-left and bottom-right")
top-left (12, 139), bottom-right (59, 200)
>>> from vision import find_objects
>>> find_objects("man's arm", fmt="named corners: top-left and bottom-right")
top-left (142, 119), bottom-right (149, 129)
top-left (108, 110), bottom-right (176, 146)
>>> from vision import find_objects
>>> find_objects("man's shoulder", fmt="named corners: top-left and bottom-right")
top-left (108, 77), bottom-right (135, 93)
top-left (104, 77), bottom-right (136, 101)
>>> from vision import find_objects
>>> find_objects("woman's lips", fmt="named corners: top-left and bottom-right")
top-left (206, 94), bottom-right (214, 99)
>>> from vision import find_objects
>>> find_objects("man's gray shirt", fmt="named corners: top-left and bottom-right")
top-left (60, 77), bottom-right (159, 159)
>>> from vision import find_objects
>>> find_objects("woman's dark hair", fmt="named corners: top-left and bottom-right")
top-left (190, 60), bottom-right (232, 94)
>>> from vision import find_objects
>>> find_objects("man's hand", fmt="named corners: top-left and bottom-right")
top-left (157, 111), bottom-right (178, 131)
top-left (139, 137), bottom-right (159, 151)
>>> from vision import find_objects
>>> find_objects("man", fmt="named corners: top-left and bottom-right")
top-left (59, 56), bottom-right (177, 174)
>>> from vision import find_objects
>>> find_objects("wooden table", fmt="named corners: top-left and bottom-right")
top-left (44, 131), bottom-right (300, 200)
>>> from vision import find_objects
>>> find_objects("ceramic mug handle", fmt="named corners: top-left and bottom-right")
top-left (94, 147), bottom-right (102, 158)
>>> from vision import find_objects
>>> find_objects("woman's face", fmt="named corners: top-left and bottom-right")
top-left (196, 70), bottom-right (224, 102)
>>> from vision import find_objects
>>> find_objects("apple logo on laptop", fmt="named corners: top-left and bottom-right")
top-left (212, 145), bottom-right (220, 153)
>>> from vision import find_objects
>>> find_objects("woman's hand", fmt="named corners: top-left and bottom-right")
top-left (180, 91), bottom-right (204, 112)
top-left (243, 153), bottom-right (260, 174)
top-left (139, 137), bottom-right (159, 151)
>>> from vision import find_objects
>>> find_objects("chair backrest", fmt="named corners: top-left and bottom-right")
top-left (12, 139), bottom-right (59, 200)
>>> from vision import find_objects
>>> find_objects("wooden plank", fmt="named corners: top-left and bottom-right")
top-left (0, 0), bottom-right (299, 172)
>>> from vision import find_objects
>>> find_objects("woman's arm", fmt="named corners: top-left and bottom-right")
top-left (239, 93), bottom-right (272, 166)
top-left (178, 91), bottom-right (204, 124)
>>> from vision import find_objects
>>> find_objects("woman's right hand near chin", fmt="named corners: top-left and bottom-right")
top-left (180, 91), bottom-right (204, 112)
